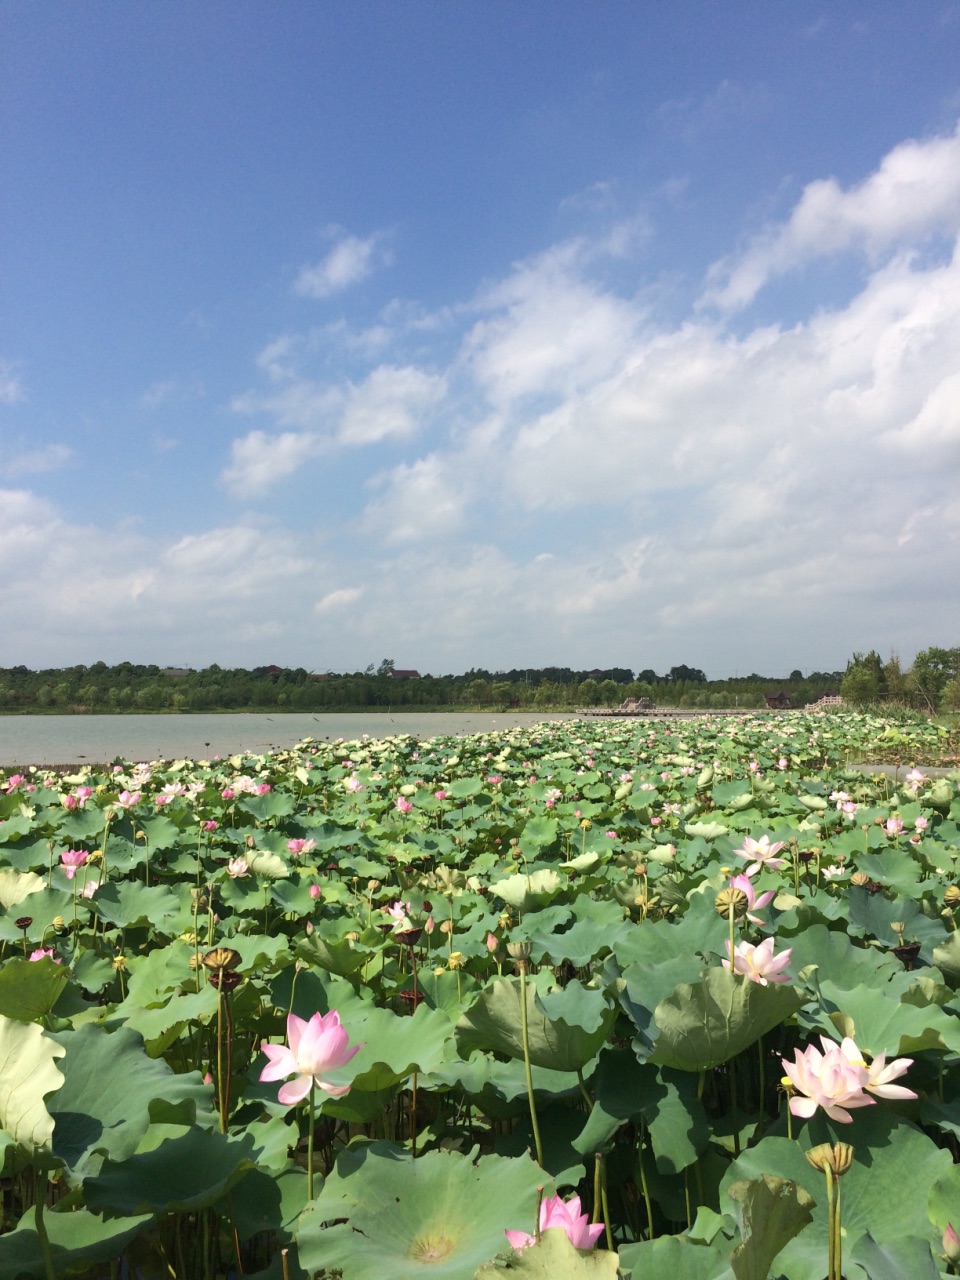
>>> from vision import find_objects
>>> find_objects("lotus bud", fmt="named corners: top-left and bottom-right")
top-left (486, 932), bottom-right (499, 953)
top-left (805, 1142), bottom-right (854, 1176)
top-left (52, 916), bottom-right (65, 932)
top-left (439, 919), bottom-right (454, 935)
top-left (943, 1223), bottom-right (960, 1266)
top-left (715, 886), bottom-right (748, 919)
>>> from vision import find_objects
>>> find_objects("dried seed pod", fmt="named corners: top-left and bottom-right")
top-left (201, 947), bottom-right (242, 972)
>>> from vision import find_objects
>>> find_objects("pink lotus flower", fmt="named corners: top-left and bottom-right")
top-left (308, 884), bottom-right (321, 900)
top-left (385, 900), bottom-right (413, 932)
top-left (395, 796), bottom-right (413, 814)
top-left (728, 873), bottom-right (775, 925)
top-left (29, 947), bottom-right (59, 963)
top-left (723, 936), bottom-right (792, 985)
top-left (287, 838), bottom-right (317, 857)
top-left (155, 795), bottom-right (174, 807)
top-left (345, 776), bottom-right (365, 793)
top-left (915, 816), bottom-right (929, 833)
top-left (60, 849), bottom-right (89, 880)
top-left (202, 820), bottom-right (218, 832)
top-left (221, 787), bottom-right (235, 800)
top-left (782, 1035), bottom-right (916, 1124)
top-left (116, 790), bottom-right (141, 809)
top-left (227, 857), bottom-right (250, 879)
top-left (255, 783), bottom-right (272, 795)
top-left (732, 835), bottom-right (787, 875)
top-left (434, 789), bottom-right (447, 800)
top-left (259, 1011), bottom-right (362, 1105)
top-left (4, 774), bottom-right (26, 792)
top-left (506, 1194), bottom-right (603, 1252)
top-left (885, 816), bottom-right (904, 837)
top-left (835, 1036), bottom-right (916, 1102)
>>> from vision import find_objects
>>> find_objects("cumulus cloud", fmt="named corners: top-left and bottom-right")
top-left (701, 122), bottom-right (960, 310)
top-left (338, 365), bottom-right (445, 445)
top-left (315, 586), bottom-right (364, 612)
top-left (294, 231), bottom-right (390, 299)
top-left (222, 429), bottom-right (327, 496)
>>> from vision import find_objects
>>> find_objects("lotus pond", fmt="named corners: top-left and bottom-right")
top-left (1, 711), bottom-right (960, 1280)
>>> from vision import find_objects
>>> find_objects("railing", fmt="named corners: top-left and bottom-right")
top-left (804, 695), bottom-right (845, 711)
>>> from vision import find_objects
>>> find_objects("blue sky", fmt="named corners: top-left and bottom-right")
top-left (3, 3), bottom-right (959, 677)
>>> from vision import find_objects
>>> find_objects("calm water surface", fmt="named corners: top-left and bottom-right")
top-left (0, 712), bottom-right (581, 767)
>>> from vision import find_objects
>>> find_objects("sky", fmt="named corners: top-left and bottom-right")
top-left (2, 3), bottom-right (959, 679)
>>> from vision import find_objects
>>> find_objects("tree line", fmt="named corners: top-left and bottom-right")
top-left (0, 659), bottom-right (854, 714)
top-left (839, 648), bottom-right (960, 712)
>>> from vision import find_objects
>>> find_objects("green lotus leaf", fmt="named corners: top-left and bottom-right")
top-left (650, 970), bottom-right (805, 1072)
top-left (456, 977), bottom-right (614, 1073)
top-left (296, 1142), bottom-right (543, 1280)
top-left (727, 1175), bottom-right (814, 1280)
top-left (0, 888), bottom-right (74, 943)
top-left (0, 957), bottom-right (71, 1023)
top-left (49, 1023), bottom-right (213, 1175)
top-left (684, 822), bottom-right (730, 839)
top-left (137, 813), bottom-right (182, 849)
top-left (238, 791), bottom-right (296, 821)
top-left (477, 1227), bottom-right (620, 1279)
top-left (0, 1203), bottom-right (152, 1280)
top-left (815, 980), bottom-right (960, 1058)
top-left (618, 1232), bottom-right (734, 1280)
top-left (94, 881), bottom-right (180, 929)
top-left (847, 1233), bottom-right (942, 1280)
top-left (489, 870), bottom-right (562, 909)
top-left (931, 933), bottom-right (960, 987)
top-left (0, 869), bottom-right (46, 909)
top-left (0, 1016), bottom-right (64, 1156)
top-left (84, 1123), bottom-right (258, 1216)
top-left (296, 931), bottom-right (369, 976)
top-left (246, 850), bottom-right (289, 880)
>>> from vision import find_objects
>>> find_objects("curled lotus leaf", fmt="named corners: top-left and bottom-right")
top-left (0, 1015), bottom-right (64, 1156)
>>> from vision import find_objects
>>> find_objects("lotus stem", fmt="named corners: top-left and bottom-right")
top-left (518, 963), bottom-right (545, 1167)
top-left (592, 1152), bottom-right (602, 1224)
top-left (601, 1157), bottom-right (613, 1251)
top-left (307, 1080), bottom-right (316, 1200)
top-left (636, 1124), bottom-right (655, 1240)
top-left (728, 1055), bottom-right (741, 1157)
top-left (34, 1173), bottom-right (56, 1280)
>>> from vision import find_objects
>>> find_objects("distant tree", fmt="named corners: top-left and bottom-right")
top-left (667, 665), bottom-right (707, 684)
top-left (376, 658), bottom-right (396, 677)
top-left (909, 646), bottom-right (960, 711)
top-left (789, 669), bottom-right (803, 681)
top-left (840, 651), bottom-right (887, 707)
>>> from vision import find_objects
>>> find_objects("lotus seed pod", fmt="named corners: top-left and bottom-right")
top-left (507, 941), bottom-right (532, 961)
top-left (944, 885), bottom-right (960, 906)
top-left (850, 872), bottom-right (870, 887)
top-left (202, 946), bottom-right (242, 972)
top-left (714, 887), bottom-right (747, 918)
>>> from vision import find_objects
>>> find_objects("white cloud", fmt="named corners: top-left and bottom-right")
top-left (294, 231), bottom-right (389, 299)
top-left (338, 365), bottom-right (445, 445)
top-left (0, 363), bottom-right (25, 406)
top-left (4, 443), bottom-right (73, 479)
top-left (222, 429), bottom-right (326, 496)
top-left (702, 122), bottom-right (960, 310)
top-left (315, 586), bottom-right (364, 612)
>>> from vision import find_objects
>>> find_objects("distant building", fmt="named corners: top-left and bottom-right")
top-left (764, 691), bottom-right (793, 709)
top-left (391, 669), bottom-right (421, 679)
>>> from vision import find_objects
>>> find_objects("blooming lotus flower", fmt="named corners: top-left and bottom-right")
top-left (116, 790), bottom-right (141, 809)
top-left (60, 849), bottom-right (89, 880)
top-left (227, 857), bottom-right (250, 879)
top-left (729, 872), bottom-right (775, 925)
top-left (395, 796), bottom-right (413, 814)
top-left (732, 835), bottom-right (787, 875)
top-left (782, 1034), bottom-right (915, 1124)
top-left (885, 816), bottom-right (904, 837)
top-left (385, 900), bottom-right (414, 932)
top-left (259, 1010), bottom-right (362, 1105)
top-left (506, 1194), bottom-right (603, 1252)
top-left (835, 1036), bottom-right (916, 1101)
top-left (782, 1039), bottom-right (874, 1123)
top-left (287, 838), bottom-right (317, 857)
top-left (723, 936), bottom-right (792, 985)
top-left (29, 947), bottom-right (59, 963)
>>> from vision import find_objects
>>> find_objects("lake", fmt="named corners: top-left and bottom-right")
top-left (0, 711), bottom-right (581, 767)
